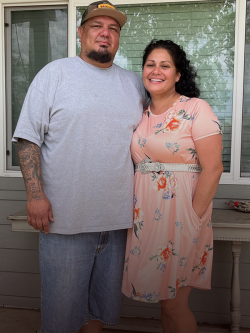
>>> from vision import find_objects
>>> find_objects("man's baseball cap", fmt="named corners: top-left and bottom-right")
top-left (80, 1), bottom-right (127, 28)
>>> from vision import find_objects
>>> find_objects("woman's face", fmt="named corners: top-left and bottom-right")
top-left (142, 48), bottom-right (181, 97)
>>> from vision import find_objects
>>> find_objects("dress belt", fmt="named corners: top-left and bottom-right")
top-left (134, 162), bottom-right (202, 174)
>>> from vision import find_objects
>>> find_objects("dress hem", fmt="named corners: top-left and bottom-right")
top-left (121, 283), bottom-right (211, 303)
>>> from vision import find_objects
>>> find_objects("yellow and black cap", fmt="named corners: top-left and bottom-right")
top-left (80, 1), bottom-right (127, 28)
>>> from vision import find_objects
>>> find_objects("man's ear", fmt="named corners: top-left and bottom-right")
top-left (78, 26), bottom-right (83, 42)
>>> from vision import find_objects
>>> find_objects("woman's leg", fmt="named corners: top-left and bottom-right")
top-left (161, 286), bottom-right (197, 333)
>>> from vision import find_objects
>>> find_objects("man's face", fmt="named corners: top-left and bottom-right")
top-left (78, 16), bottom-right (120, 67)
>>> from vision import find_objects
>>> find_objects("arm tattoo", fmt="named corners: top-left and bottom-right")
top-left (17, 139), bottom-right (44, 201)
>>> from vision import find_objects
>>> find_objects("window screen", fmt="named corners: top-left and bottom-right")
top-left (5, 7), bottom-right (68, 169)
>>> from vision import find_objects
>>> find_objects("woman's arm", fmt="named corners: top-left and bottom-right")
top-left (192, 134), bottom-right (223, 219)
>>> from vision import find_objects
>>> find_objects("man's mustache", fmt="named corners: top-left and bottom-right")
top-left (96, 38), bottom-right (110, 46)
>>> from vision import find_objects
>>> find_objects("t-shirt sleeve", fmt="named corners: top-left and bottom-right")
top-left (133, 72), bottom-right (149, 109)
top-left (12, 84), bottom-right (50, 147)
top-left (191, 99), bottom-right (222, 141)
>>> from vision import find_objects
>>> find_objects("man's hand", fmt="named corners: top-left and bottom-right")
top-left (17, 139), bottom-right (54, 234)
top-left (27, 195), bottom-right (54, 234)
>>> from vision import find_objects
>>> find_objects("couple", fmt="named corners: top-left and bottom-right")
top-left (13, 1), bottom-right (223, 333)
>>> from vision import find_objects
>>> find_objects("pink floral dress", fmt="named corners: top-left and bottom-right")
top-left (122, 96), bottom-right (222, 303)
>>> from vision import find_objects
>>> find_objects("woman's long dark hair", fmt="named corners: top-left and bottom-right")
top-left (142, 39), bottom-right (200, 98)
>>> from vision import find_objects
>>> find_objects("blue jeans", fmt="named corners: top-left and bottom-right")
top-left (39, 229), bottom-right (127, 333)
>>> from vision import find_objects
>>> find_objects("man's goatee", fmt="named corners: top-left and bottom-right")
top-left (86, 49), bottom-right (112, 63)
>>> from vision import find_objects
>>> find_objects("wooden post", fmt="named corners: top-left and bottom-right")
top-left (230, 241), bottom-right (242, 333)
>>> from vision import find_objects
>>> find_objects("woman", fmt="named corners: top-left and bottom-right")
top-left (122, 40), bottom-right (223, 333)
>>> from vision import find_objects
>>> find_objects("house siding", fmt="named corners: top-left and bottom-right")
top-left (0, 178), bottom-right (250, 327)
top-left (0, 178), bottom-right (40, 309)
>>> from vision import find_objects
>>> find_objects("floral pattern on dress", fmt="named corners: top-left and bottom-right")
top-left (178, 109), bottom-right (196, 121)
top-left (124, 257), bottom-right (129, 274)
top-left (154, 109), bottom-right (184, 134)
top-left (130, 246), bottom-right (141, 257)
top-left (131, 284), bottom-right (160, 303)
top-left (168, 277), bottom-right (187, 298)
top-left (199, 267), bottom-right (207, 279)
top-left (175, 222), bottom-right (184, 231)
top-left (193, 237), bottom-right (199, 246)
top-left (151, 171), bottom-right (178, 200)
top-left (133, 207), bottom-right (144, 240)
top-left (138, 136), bottom-right (146, 148)
top-left (186, 148), bottom-right (199, 162)
top-left (154, 108), bottom-right (195, 135)
top-left (179, 256), bottom-right (188, 267)
top-left (166, 142), bottom-right (180, 155)
top-left (154, 208), bottom-right (162, 221)
top-left (192, 244), bottom-right (213, 274)
top-left (149, 240), bottom-right (179, 275)
top-left (180, 96), bottom-right (191, 103)
top-left (212, 120), bottom-right (223, 134)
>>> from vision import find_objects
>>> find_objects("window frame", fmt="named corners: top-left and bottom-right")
top-left (0, 0), bottom-right (249, 185)
top-left (5, 5), bottom-right (68, 171)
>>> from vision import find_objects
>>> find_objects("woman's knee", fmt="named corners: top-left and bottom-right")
top-left (161, 286), bottom-right (192, 317)
top-left (161, 298), bottom-right (180, 318)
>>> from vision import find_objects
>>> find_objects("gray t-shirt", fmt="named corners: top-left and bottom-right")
top-left (13, 56), bottom-right (147, 234)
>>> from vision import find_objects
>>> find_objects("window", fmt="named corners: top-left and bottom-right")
top-left (1, 0), bottom-right (249, 184)
top-left (241, 0), bottom-right (250, 177)
top-left (77, 0), bottom-right (235, 174)
top-left (5, 6), bottom-right (68, 170)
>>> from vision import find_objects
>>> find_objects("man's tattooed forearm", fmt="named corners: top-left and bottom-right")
top-left (17, 139), bottom-right (43, 200)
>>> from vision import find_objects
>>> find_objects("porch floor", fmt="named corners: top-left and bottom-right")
top-left (1, 307), bottom-right (250, 333)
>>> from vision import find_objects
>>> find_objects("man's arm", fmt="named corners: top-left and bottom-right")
top-left (17, 139), bottom-right (54, 233)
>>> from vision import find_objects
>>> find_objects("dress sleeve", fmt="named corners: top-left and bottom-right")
top-left (191, 99), bottom-right (222, 141)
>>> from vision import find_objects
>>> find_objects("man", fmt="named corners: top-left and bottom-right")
top-left (13, 1), bottom-right (146, 333)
